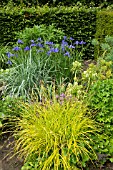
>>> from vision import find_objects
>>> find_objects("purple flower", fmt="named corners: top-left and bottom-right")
top-left (70, 37), bottom-right (74, 41)
top-left (47, 51), bottom-right (51, 56)
top-left (30, 43), bottom-right (36, 47)
top-left (45, 41), bottom-right (54, 46)
top-left (17, 39), bottom-right (24, 44)
top-left (61, 47), bottom-right (65, 52)
top-left (56, 95), bottom-right (59, 99)
top-left (79, 40), bottom-right (86, 45)
top-left (6, 52), bottom-right (14, 58)
top-left (54, 48), bottom-right (59, 53)
top-left (64, 51), bottom-right (70, 57)
top-left (63, 36), bottom-right (67, 40)
top-left (12, 46), bottom-right (21, 51)
top-left (30, 40), bottom-right (35, 43)
top-left (68, 45), bottom-right (75, 49)
top-left (61, 40), bottom-right (68, 46)
top-left (37, 43), bottom-right (43, 48)
top-left (24, 46), bottom-right (30, 51)
top-left (49, 48), bottom-right (59, 53)
top-left (74, 41), bottom-right (79, 45)
top-left (37, 37), bottom-right (42, 41)
top-left (7, 60), bottom-right (12, 65)
top-left (60, 93), bottom-right (65, 98)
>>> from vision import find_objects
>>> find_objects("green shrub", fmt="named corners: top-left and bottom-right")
top-left (92, 36), bottom-right (113, 67)
top-left (15, 24), bottom-right (65, 47)
top-left (0, 95), bottom-right (23, 128)
top-left (94, 11), bottom-right (113, 58)
top-left (14, 99), bottom-right (97, 169)
top-left (0, 0), bottom-right (111, 7)
top-left (88, 79), bottom-right (113, 159)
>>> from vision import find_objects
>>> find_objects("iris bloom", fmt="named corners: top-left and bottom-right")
top-left (17, 39), bottom-right (24, 44)
top-left (64, 51), bottom-right (70, 57)
top-left (24, 46), bottom-right (30, 51)
top-left (6, 52), bottom-right (14, 58)
top-left (7, 60), bottom-right (12, 65)
top-left (13, 46), bottom-right (21, 51)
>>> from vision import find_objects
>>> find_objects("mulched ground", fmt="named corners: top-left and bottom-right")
top-left (0, 133), bottom-right (113, 170)
top-left (0, 134), bottom-right (23, 170)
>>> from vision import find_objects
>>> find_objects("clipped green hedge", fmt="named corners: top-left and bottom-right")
top-left (0, 6), bottom-right (98, 59)
top-left (0, 0), bottom-right (112, 7)
top-left (94, 10), bottom-right (113, 58)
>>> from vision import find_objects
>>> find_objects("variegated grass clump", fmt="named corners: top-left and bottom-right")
top-left (14, 99), bottom-right (97, 169)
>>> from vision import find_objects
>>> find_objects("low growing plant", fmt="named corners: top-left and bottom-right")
top-left (0, 95), bottom-right (23, 129)
top-left (14, 99), bottom-right (97, 169)
top-left (88, 79), bottom-right (113, 160)
top-left (92, 35), bottom-right (113, 64)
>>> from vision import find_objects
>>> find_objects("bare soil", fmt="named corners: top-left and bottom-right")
top-left (0, 134), bottom-right (113, 170)
top-left (0, 134), bottom-right (23, 170)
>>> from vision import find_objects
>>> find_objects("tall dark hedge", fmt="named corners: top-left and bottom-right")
top-left (94, 10), bottom-right (113, 58)
top-left (0, 0), bottom-right (112, 7)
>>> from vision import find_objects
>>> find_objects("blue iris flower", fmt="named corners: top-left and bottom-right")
top-left (13, 46), bottom-right (21, 51)
top-left (61, 40), bottom-right (68, 46)
top-left (17, 39), bottom-right (24, 44)
top-left (54, 48), bottom-right (59, 53)
top-left (45, 41), bottom-right (54, 46)
top-left (61, 47), bottom-right (65, 52)
top-left (49, 48), bottom-right (59, 53)
top-left (6, 52), bottom-right (14, 58)
top-left (37, 37), bottom-right (42, 41)
top-left (63, 36), bottom-right (67, 40)
top-left (30, 40), bottom-right (35, 43)
top-left (30, 43), bottom-right (36, 47)
top-left (64, 51), bottom-right (70, 57)
top-left (68, 45), bottom-right (75, 49)
top-left (70, 37), bottom-right (74, 41)
top-left (74, 41), bottom-right (79, 45)
top-left (7, 60), bottom-right (12, 65)
top-left (37, 43), bottom-right (44, 48)
top-left (24, 46), bottom-right (30, 51)
top-left (79, 41), bottom-right (86, 45)
top-left (47, 51), bottom-right (51, 56)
